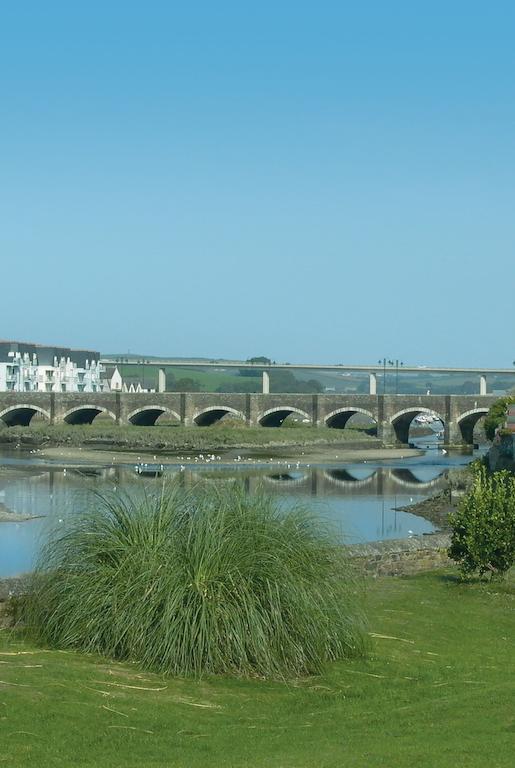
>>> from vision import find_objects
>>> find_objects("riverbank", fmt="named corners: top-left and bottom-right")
top-left (0, 502), bottom-right (42, 523)
top-left (394, 465), bottom-right (473, 529)
top-left (0, 423), bottom-right (380, 453)
top-left (35, 444), bottom-right (421, 467)
top-left (0, 423), bottom-right (431, 467)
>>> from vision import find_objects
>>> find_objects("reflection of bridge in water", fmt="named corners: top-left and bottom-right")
top-left (261, 467), bottom-right (446, 497)
top-left (0, 463), bottom-right (448, 518)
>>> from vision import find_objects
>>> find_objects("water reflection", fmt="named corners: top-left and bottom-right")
top-left (0, 452), bottom-right (467, 578)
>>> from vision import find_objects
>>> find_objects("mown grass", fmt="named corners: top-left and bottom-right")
top-left (1, 569), bottom-right (513, 767)
top-left (0, 422), bottom-right (376, 451)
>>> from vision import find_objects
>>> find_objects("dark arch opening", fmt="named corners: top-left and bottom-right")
top-left (391, 468), bottom-right (430, 485)
top-left (265, 472), bottom-right (306, 483)
top-left (259, 409), bottom-right (309, 428)
top-left (194, 409), bottom-right (243, 427)
top-left (458, 412), bottom-right (488, 445)
top-left (64, 408), bottom-right (114, 425)
top-left (0, 407), bottom-right (48, 427)
top-left (326, 468), bottom-right (372, 483)
top-left (129, 408), bottom-right (179, 426)
top-left (325, 410), bottom-right (377, 435)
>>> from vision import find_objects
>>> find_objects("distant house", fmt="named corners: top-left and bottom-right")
top-left (104, 365), bottom-right (123, 392)
top-left (0, 352), bottom-right (104, 393)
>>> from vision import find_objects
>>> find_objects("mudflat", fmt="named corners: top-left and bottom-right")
top-left (38, 445), bottom-right (422, 466)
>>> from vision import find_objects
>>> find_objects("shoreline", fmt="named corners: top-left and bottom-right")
top-left (36, 444), bottom-right (424, 467)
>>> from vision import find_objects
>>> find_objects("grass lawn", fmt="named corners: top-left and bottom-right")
top-left (1, 570), bottom-right (513, 767)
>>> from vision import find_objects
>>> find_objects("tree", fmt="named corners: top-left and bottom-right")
top-left (170, 377), bottom-right (201, 392)
top-left (269, 370), bottom-right (323, 394)
top-left (483, 395), bottom-right (515, 440)
top-left (247, 356), bottom-right (271, 365)
top-left (448, 465), bottom-right (515, 579)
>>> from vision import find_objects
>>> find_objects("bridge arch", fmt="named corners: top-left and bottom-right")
top-left (390, 407), bottom-right (445, 445)
top-left (61, 405), bottom-right (117, 425)
top-left (324, 407), bottom-right (377, 431)
top-left (0, 404), bottom-right (51, 427)
top-left (258, 406), bottom-right (311, 428)
top-left (193, 406), bottom-right (245, 427)
top-left (457, 408), bottom-right (489, 445)
top-left (263, 472), bottom-right (309, 486)
top-left (127, 406), bottom-right (181, 426)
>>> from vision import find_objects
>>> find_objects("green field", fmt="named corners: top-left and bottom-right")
top-left (1, 569), bottom-right (513, 767)
top-left (117, 364), bottom-right (262, 392)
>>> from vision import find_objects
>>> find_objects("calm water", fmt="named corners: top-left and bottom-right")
top-left (0, 438), bottom-right (476, 578)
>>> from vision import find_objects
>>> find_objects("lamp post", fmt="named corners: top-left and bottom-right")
top-left (378, 359), bottom-right (387, 394)
top-left (379, 358), bottom-right (403, 395)
top-left (391, 359), bottom-right (403, 394)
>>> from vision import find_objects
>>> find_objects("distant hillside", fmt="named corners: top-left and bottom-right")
top-left (101, 353), bottom-right (244, 363)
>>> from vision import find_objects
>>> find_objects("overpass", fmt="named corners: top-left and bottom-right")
top-left (101, 359), bottom-right (515, 396)
top-left (0, 392), bottom-right (497, 446)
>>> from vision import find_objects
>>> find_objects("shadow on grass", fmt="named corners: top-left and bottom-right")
top-left (434, 568), bottom-right (515, 594)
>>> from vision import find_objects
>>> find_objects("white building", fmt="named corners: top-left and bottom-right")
top-left (0, 352), bottom-right (105, 393)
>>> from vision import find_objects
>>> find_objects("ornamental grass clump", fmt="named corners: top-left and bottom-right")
top-left (23, 482), bottom-right (367, 678)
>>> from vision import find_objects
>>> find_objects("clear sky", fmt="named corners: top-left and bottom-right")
top-left (1, 1), bottom-right (514, 366)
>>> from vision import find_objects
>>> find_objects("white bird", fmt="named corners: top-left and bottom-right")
top-left (442, 449), bottom-right (448, 455)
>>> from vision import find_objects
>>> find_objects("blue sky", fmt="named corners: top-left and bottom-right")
top-left (1, 1), bottom-right (514, 366)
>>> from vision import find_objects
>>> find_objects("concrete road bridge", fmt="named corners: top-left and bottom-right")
top-left (101, 360), bottom-right (515, 396)
top-left (0, 392), bottom-right (497, 446)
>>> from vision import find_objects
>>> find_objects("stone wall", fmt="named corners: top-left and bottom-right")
top-left (346, 533), bottom-right (452, 576)
top-left (488, 434), bottom-right (515, 473)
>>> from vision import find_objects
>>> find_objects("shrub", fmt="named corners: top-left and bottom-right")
top-left (448, 465), bottom-right (515, 579)
top-left (22, 483), bottom-right (367, 678)
top-left (484, 395), bottom-right (515, 441)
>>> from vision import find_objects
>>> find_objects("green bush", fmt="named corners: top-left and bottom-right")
top-left (22, 483), bottom-right (367, 678)
top-left (484, 395), bottom-right (515, 441)
top-left (448, 466), bottom-right (515, 579)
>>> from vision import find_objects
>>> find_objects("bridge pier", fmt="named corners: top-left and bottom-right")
top-left (479, 375), bottom-right (487, 396)
top-left (378, 421), bottom-right (396, 446)
top-left (369, 373), bottom-right (377, 395)
top-left (444, 421), bottom-right (464, 446)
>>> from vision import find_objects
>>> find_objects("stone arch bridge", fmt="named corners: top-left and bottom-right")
top-left (0, 392), bottom-right (497, 446)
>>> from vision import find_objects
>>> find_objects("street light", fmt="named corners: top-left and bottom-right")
top-left (378, 359), bottom-right (387, 394)
top-left (390, 359), bottom-right (403, 394)
top-left (378, 358), bottom-right (404, 394)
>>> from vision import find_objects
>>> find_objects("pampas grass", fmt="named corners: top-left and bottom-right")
top-left (23, 482), bottom-right (367, 678)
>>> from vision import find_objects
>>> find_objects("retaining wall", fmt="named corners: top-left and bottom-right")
top-left (346, 533), bottom-right (452, 576)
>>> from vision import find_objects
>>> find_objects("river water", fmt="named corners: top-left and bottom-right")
top-left (0, 437), bottom-right (478, 578)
